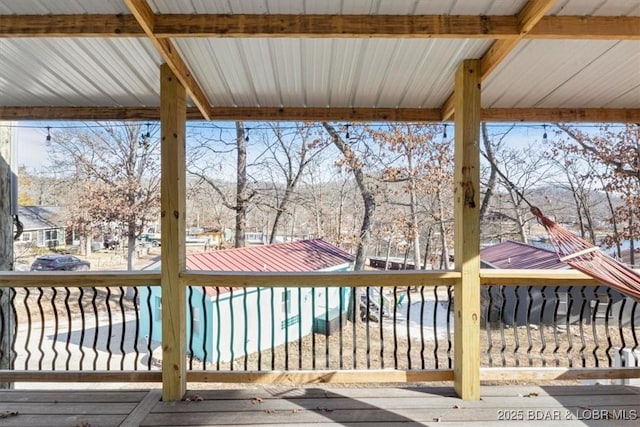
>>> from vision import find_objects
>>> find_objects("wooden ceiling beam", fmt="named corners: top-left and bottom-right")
top-left (518, 0), bottom-right (556, 34)
top-left (153, 14), bottom-right (518, 39)
top-left (529, 16), bottom-right (640, 40)
top-left (441, 0), bottom-right (556, 121)
top-left (483, 0), bottom-right (557, 78)
top-left (3, 106), bottom-right (639, 123)
top-left (1, 14), bottom-right (638, 40)
top-left (0, 106), bottom-right (205, 121)
top-left (124, 0), bottom-right (212, 120)
top-left (481, 108), bottom-right (640, 123)
top-left (0, 14), bottom-right (143, 37)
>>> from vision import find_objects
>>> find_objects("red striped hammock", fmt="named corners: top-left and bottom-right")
top-left (531, 207), bottom-right (640, 300)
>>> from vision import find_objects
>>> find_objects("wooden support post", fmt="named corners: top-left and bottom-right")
top-left (0, 124), bottom-right (15, 389)
top-left (453, 59), bottom-right (481, 400)
top-left (160, 63), bottom-right (187, 401)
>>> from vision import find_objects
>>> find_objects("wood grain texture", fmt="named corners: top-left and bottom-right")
top-left (1, 14), bottom-right (637, 40)
top-left (2, 106), bottom-right (639, 123)
top-left (0, 271), bottom-right (161, 287)
top-left (160, 63), bottom-right (187, 401)
top-left (124, 0), bottom-right (211, 120)
top-left (0, 385), bottom-right (637, 426)
top-left (453, 59), bottom-right (481, 401)
top-left (181, 270), bottom-right (460, 287)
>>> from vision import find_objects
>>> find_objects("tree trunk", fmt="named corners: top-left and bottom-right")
top-left (355, 192), bottom-right (376, 270)
top-left (407, 155), bottom-right (421, 269)
top-left (603, 185), bottom-right (622, 258)
top-left (422, 226), bottom-right (432, 270)
top-left (85, 235), bottom-right (92, 256)
top-left (581, 198), bottom-right (596, 243)
top-left (566, 173), bottom-right (587, 239)
top-left (270, 208), bottom-right (284, 244)
top-left (436, 190), bottom-right (450, 269)
top-left (480, 122), bottom-right (497, 220)
top-left (507, 191), bottom-right (528, 243)
top-left (235, 121), bottom-right (248, 248)
top-left (127, 236), bottom-right (135, 270)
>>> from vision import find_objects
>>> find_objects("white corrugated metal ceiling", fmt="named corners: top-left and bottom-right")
top-left (0, 0), bottom-right (638, 119)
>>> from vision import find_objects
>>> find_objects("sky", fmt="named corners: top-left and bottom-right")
top-left (8, 120), bottom-right (590, 172)
top-left (14, 124), bottom-right (51, 171)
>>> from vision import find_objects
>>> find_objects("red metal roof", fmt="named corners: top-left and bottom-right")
top-left (480, 240), bottom-right (568, 270)
top-left (187, 238), bottom-right (354, 272)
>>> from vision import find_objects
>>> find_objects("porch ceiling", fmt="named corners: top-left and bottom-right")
top-left (0, 0), bottom-right (638, 122)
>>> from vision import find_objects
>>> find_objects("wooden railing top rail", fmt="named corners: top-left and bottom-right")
top-left (180, 270), bottom-right (461, 287)
top-left (3, 367), bottom-right (639, 384)
top-left (0, 271), bottom-right (161, 287)
top-left (0, 268), bottom-right (601, 288)
top-left (480, 269), bottom-right (599, 286)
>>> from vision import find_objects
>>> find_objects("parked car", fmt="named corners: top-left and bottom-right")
top-left (30, 254), bottom-right (91, 271)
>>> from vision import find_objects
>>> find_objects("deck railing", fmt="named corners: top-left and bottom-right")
top-left (1, 269), bottom-right (640, 386)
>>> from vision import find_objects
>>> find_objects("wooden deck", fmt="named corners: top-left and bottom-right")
top-left (0, 385), bottom-right (639, 426)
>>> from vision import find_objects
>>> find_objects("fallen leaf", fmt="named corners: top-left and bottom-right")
top-left (0, 411), bottom-right (18, 419)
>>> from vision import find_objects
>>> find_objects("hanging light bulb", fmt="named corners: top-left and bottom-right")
top-left (144, 123), bottom-right (151, 139)
top-left (245, 127), bottom-right (250, 142)
top-left (345, 124), bottom-right (350, 140)
top-left (542, 124), bottom-right (548, 143)
top-left (46, 126), bottom-right (51, 142)
top-left (443, 124), bottom-right (448, 139)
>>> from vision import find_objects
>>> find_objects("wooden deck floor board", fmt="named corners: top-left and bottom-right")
top-left (0, 402), bottom-right (137, 415)
top-left (0, 414), bottom-right (126, 427)
top-left (154, 394), bottom-right (640, 412)
top-left (0, 385), bottom-right (637, 426)
top-left (141, 406), bottom-right (640, 425)
top-left (121, 390), bottom-right (163, 427)
top-left (0, 389), bottom-right (148, 403)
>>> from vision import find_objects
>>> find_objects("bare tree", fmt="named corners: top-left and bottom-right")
top-left (545, 142), bottom-right (600, 242)
top-left (322, 123), bottom-right (376, 270)
top-left (555, 123), bottom-right (640, 259)
top-left (480, 126), bottom-right (551, 243)
top-left (370, 124), bottom-right (453, 270)
top-left (189, 122), bottom-right (256, 248)
top-left (254, 123), bottom-right (326, 243)
top-left (47, 122), bottom-right (161, 270)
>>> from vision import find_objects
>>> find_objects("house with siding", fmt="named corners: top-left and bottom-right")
top-left (140, 238), bottom-right (354, 363)
top-left (14, 206), bottom-right (66, 249)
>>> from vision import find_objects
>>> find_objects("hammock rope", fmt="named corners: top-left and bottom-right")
top-left (530, 206), bottom-right (640, 300)
top-left (486, 158), bottom-right (640, 300)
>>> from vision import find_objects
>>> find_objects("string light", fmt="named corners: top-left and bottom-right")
top-left (542, 124), bottom-right (548, 143)
top-left (45, 126), bottom-right (51, 142)
top-left (0, 122), bottom-right (628, 132)
top-left (345, 124), bottom-right (350, 140)
top-left (245, 128), bottom-right (250, 142)
top-left (443, 124), bottom-right (448, 139)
